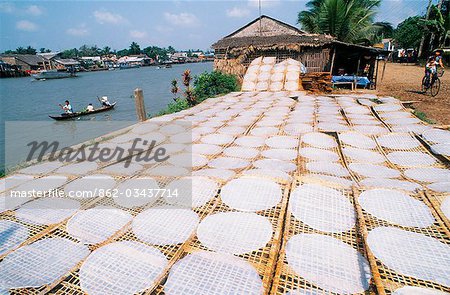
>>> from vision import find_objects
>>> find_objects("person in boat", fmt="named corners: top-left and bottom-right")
top-left (100, 96), bottom-right (112, 107)
top-left (59, 100), bottom-right (73, 114)
top-left (85, 103), bottom-right (94, 112)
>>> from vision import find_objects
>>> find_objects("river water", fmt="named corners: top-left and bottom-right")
top-left (0, 62), bottom-right (213, 171)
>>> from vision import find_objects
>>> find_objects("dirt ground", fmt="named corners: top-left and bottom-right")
top-left (376, 62), bottom-right (450, 125)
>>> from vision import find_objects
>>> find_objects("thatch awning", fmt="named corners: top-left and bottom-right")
top-left (212, 34), bottom-right (335, 50)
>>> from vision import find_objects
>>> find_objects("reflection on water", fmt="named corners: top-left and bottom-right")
top-left (0, 62), bottom-right (213, 171)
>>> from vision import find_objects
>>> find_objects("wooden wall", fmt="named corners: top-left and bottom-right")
top-left (214, 46), bottom-right (332, 81)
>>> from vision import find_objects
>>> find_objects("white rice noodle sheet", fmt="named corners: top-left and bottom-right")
top-left (0, 238), bottom-right (89, 290)
top-left (164, 251), bottom-right (263, 295)
top-left (368, 227), bottom-right (450, 286)
top-left (286, 234), bottom-right (371, 294)
top-left (290, 184), bottom-right (355, 233)
top-left (79, 241), bottom-right (167, 295)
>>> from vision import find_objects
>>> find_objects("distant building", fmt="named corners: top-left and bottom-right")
top-left (170, 52), bottom-right (188, 63)
top-left (0, 54), bottom-right (45, 71)
top-left (117, 54), bottom-right (152, 67)
top-left (81, 56), bottom-right (102, 62)
top-left (37, 52), bottom-right (80, 70)
top-left (53, 58), bottom-right (80, 69)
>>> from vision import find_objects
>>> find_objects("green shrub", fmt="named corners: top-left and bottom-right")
top-left (154, 98), bottom-right (190, 117)
top-left (153, 70), bottom-right (239, 118)
top-left (194, 71), bottom-right (239, 102)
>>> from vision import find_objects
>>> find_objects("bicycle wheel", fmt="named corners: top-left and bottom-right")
top-left (431, 78), bottom-right (440, 97)
top-left (421, 76), bottom-right (429, 92)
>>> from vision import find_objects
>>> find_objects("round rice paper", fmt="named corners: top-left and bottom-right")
top-left (0, 220), bottom-right (29, 256)
top-left (404, 167), bottom-right (450, 183)
top-left (302, 133), bottom-right (337, 149)
top-left (197, 212), bottom-right (272, 254)
top-left (286, 234), bottom-right (371, 294)
top-left (428, 182), bottom-right (450, 193)
top-left (368, 227), bottom-right (450, 286)
top-left (241, 169), bottom-right (292, 183)
top-left (386, 151), bottom-right (437, 167)
top-left (113, 177), bottom-right (160, 208)
top-left (290, 184), bottom-right (355, 233)
top-left (220, 177), bottom-right (282, 212)
top-left (56, 161), bottom-right (98, 175)
top-left (15, 198), bottom-right (80, 225)
top-left (359, 189), bottom-right (434, 227)
top-left (377, 133), bottom-right (420, 150)
top-left (430, 143), bottom-right (450, 157)
top-left (193, 168), bottom-right (236, 182)
top-left (360, 178), bottom-right (421, 192)
top-left (306, 162), bottom-right (350, 177)
top-left (164, 177), bottom-right (219, 208)
top-left (253, 159), bottom-right (297, 172)
top-left (192, 144), bottom-right (222, 156)
top-left (67, 207), bottom-right (132, 244)
top-left (262, 149), bottom-right (297, 161)
top-left (235, 136), bottom-right (265, 148)
top-left (342, 147), bottom-right (385, 164)
top-left (133, 207), bottom-right (199, 245)
top-left (208, 157), bottom-right (249, 170)
top-left (0, 238), bottom-right (89, 290)
top-left (349, 163), bottom-right (400, 179)
top-left (223, 146), bottom-right (259, 159)
top-left (13, 175), bottom-right (68, 195)
top-left (80, 241), bottom-right (167, 295)
top-left (200, 134), bottom-right (234, 145)
top-left (18, 161), bottom-right (63, 175)
top-left (441, 196), bottom-right (450, 220)
top-left (299, 147), bottom-right (340, 162)
top-left (392, 286), bottom-right (449, 295)
top-left (164, 251), bottom-right (263, 295)
top-left (422, 129), bottom-right (450, 144)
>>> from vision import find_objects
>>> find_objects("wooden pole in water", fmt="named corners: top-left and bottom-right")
top-left (134, 88), bottom-right (146, 122)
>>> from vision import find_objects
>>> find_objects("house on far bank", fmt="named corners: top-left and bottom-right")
top-left (53, 58), bottom-right (80, 70)
top-left (117, 54), bottom-right (153, 67)
top-left (212, 15), bottom-right (386, 88)
top-left (170, 52), bottom-right (188, 63)
top-left (0, 54), bottom-right (45, 71)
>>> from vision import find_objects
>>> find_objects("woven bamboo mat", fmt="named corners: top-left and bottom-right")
top-left (353, 188), bottom-right (450, 294)
top-left (149, 180), bottom-right (292, 294)
top-left (270, 180), bottom-right (380, 294)
top-left (19, 178), bottom-right (221, 295)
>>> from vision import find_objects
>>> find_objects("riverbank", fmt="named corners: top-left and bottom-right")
top-left (0, 62), bottom-right (213, 172)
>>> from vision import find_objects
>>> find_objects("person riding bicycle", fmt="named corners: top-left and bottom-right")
top-left (434, 50), bottom-right (445, 70)
top-left (424, 56), bottom-right (437, 87)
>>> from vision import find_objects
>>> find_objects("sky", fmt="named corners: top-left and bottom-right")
top-left (0, 0), bottom-right (430, 52)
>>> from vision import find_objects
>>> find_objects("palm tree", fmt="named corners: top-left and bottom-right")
top-left (298, 0), bottom-right (381, 44)
top-left (129, 42), bottom-right (141, 55)
top-left (102, 46), bottom-right (111, 56)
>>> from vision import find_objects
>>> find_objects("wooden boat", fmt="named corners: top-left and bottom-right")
top-left (33, 70), bottom-right (77, 80)
top-left (49, 102), bottom-right (116, 120)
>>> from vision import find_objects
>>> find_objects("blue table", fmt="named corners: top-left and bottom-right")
top-left (332, 75), bottom-right (372, 87)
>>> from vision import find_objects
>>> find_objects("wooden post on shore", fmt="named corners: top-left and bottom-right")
top-left (134, 88), bottom-right (146, 122)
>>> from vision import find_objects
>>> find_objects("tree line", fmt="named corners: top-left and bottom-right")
top-left (297, 0), bottom-right (449, 57)
top-left (2, 42), bottom-right (212, 61)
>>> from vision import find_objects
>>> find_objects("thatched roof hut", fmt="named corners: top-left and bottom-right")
top-left (212, 15), bottom-right (335, 81)
top-left (212, 15), bottom-right (386, 88)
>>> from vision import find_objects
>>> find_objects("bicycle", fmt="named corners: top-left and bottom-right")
top-left (422, 68), bottom-right (444, 97)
